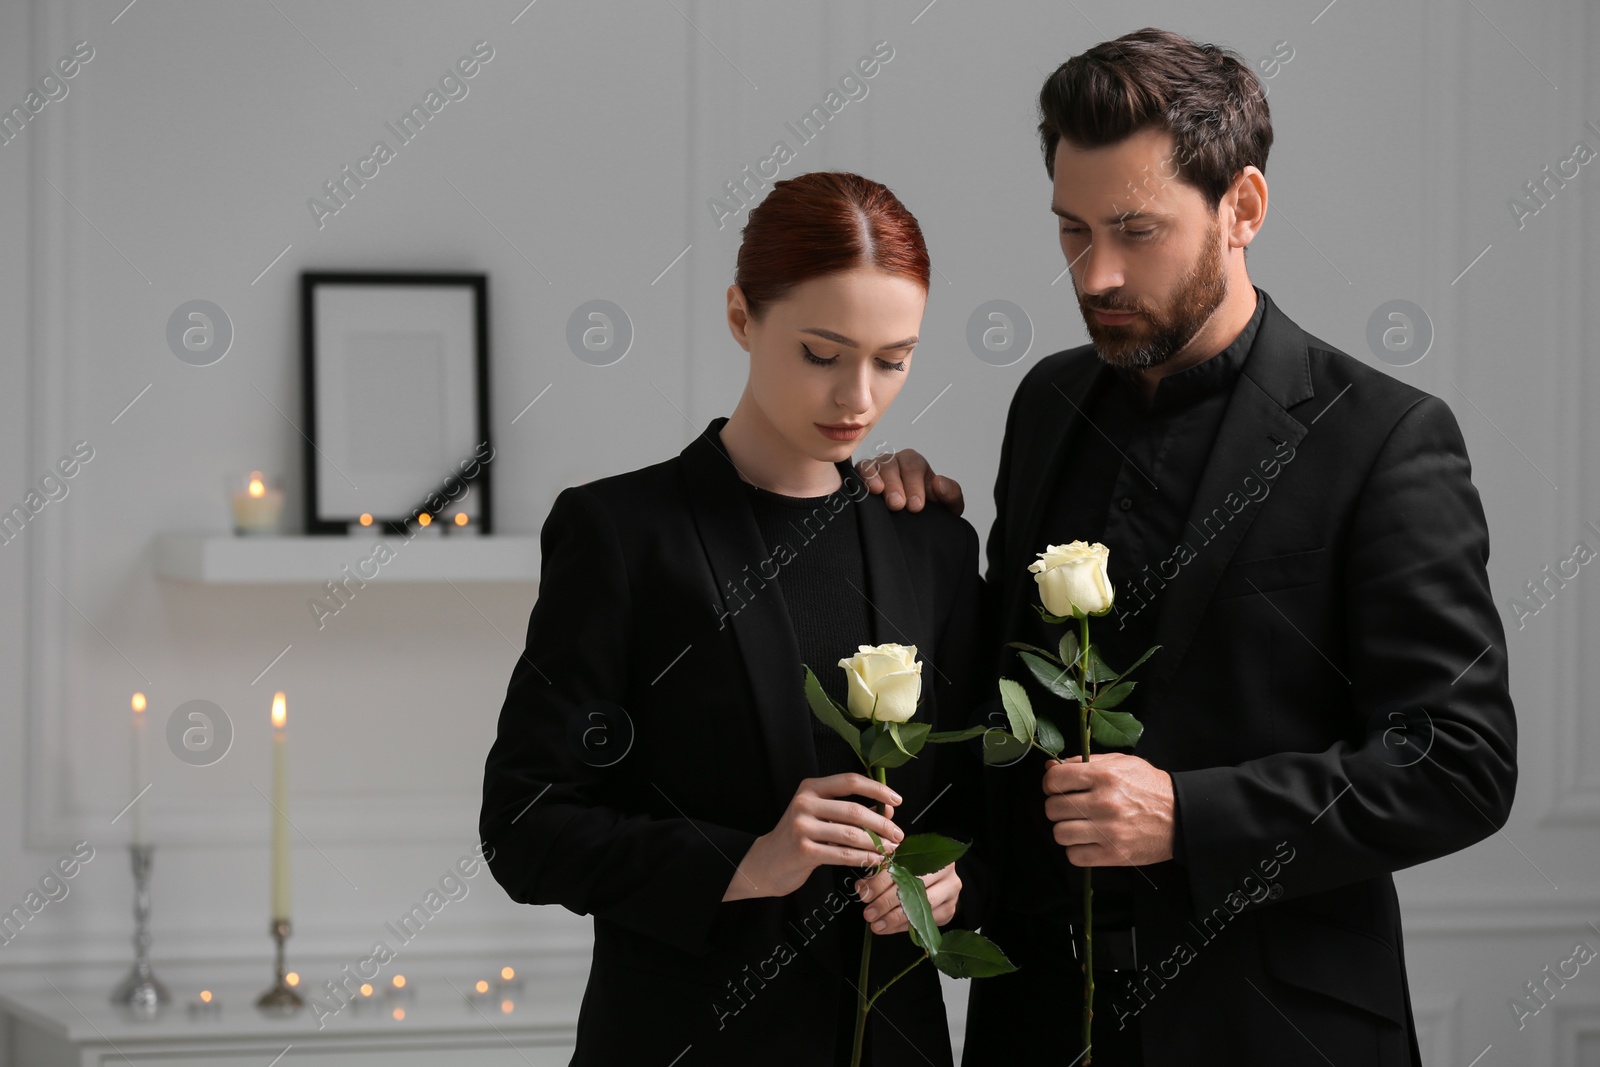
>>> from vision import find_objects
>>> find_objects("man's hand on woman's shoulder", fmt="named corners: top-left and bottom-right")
top-left (855, 448), bottom-right (965, 516)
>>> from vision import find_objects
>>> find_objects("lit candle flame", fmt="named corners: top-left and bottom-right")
top-left (248, 472), bottom-right (266, 499)
top-left (360, 983), bottom-right (373, 997)
top-left (418, 512), bottom-right (432, 527)
top-left (131, 692), bottom-right (146, 714)
top-left (271, 692), bottom-right (286, 728)
top-left (454, 513), bottom-right (468, 526)
top-left (501, 966), bottom-right (515, 981)
top-left (359, 513), bottom-right (373, 526)
top-left (199, 990), bottom-right (212, 1003)
top-left (475, 980), bottom-right (489, 994)
top-left (286, 972), bottom-right (299, 987)
top-left (392, 975), bottom-right (406, 989)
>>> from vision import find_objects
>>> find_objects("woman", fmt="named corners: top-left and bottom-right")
top-left (480, 171), bottom-right (988, 1065)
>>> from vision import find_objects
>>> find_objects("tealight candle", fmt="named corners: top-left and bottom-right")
top-left (442, 511), bottom-right (478, 536)
top-left (231, 471), bottom-right (284, 536)
top-left (495, 965), bottom-right (523, 994)
top-left (187, 989), bottom-right (221, 1016)
top-left (352, 982), bottom-right (379, 1012)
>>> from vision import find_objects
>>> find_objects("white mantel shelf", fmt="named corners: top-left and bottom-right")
top-left (0, 977), bottom-right (577, 1066)
top-left (154, 534), bottom-right (541, 585)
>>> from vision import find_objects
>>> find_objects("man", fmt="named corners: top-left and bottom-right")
top-left (858, 27), bottom-right (1516, 1067)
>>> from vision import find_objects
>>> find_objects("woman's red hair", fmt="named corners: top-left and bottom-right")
top-left (734, 171), bottom-right (929, 319)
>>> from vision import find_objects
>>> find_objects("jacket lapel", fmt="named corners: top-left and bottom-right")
top-left (1003, 355), bottom-right (1105, 638)
top-left (680, 418), bottom-right (816, 813)
top-left (1139, 292), bottom-right (1315, 709)
top-left (853, 487), bottom-right (927, 663)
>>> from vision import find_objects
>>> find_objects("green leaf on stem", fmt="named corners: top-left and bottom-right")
top-left (929, 929), bottom-right (1019, 979)
top-left (1057, 630), bottom-right (1080, 671)
top-left (805, 667), bottom-right (863, 762)
top-left (1019, 651), bottom-right (1086, 704)
top-left (997, 678), bottom-right (1036, 745)
top-left (1032, 602), bottom-right (1073, 626)
top-left (888, 720), bottom-right (910, 758)
top-left (1035, 714), bottom-right (1066, 758)
top-left (1109, 644), bottom-right (1162, 688)
top-left (898, 721), bottom-right (931, 754)
top-left (1005, 641), bottom-right (1061, 665)
top-left (860, 724), bottom-right (904, 769)
top-left (1093, 680), bottom-right (1135, 710)
top-left (925, 725), bottom-right (988, 743)
top-left (888, 862), bottom-right (942, 955)
top-left (1088, 707), bottom-right (1144, 748)
top-left (980, 728), bottom-right (1031, 766)
top-left (891, 833), bottom-right (968, 876)
top-left (1085, 644), bottom-right (1118, 684)
top-left (863, 722), bottom-right (930, 769)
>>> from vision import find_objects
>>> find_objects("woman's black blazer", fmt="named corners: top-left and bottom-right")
top-left (480, 416), bottom-right (990, 1065)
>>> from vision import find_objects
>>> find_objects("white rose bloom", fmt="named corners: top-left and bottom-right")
top-left (1028, 541), bottom-right (1115, 618)
top-left (837, 643), bottom-right (923, 723)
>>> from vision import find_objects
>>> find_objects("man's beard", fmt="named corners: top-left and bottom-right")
top-left (1076, 218), bottom-right (1227, 371)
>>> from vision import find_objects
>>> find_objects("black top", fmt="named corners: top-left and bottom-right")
top-left (743, 474), bottom-right (878, 1066)
top-left (1034, 287), bottom-right (1265, 923)
top-left (743, 476), bottom-right (874, 778)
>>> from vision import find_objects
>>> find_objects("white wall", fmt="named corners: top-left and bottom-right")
top-left (0, 1), bottom-right (1596, 1062)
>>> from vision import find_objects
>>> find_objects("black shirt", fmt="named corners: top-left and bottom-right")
top-left (742, 474), bottom-right (878, 1065)
top-left (1034, 286), bottom-right (1265, 922)
top-left (742, 475), bottom-right (874, 778)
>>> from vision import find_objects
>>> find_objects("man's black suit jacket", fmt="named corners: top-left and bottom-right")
top-left (480, 417), bottom-right (989, 1066)
top-left (962, 290), bottom-right (1517, 1066)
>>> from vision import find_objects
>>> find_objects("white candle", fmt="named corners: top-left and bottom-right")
top-left (232, 471), bottom-right (285, 536)
top-left (130, 693), bottom-right (148, 846)
top-left (270, 691), bottom-right (291, 921)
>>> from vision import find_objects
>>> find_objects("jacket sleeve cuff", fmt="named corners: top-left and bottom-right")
top-left (630, 821), bottom-right (762, 957)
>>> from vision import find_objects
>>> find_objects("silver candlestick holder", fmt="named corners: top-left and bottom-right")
top-left (110, 844), bottom-right (170, 1012)
top-left (256, 918), bottom-right (304, 1013)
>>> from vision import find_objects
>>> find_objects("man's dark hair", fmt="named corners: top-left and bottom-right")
top-left (1038, 27), bottom-right (1273, 211)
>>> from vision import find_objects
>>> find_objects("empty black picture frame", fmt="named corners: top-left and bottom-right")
top-left (300, 271), bottom-right (492, 535)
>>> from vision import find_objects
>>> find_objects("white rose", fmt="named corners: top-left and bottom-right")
top-left (1028, 541), bottom-right (1115, 618)
top-left (837, 643), bottom-right (923, 723)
